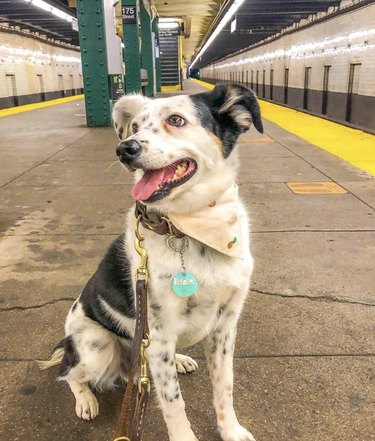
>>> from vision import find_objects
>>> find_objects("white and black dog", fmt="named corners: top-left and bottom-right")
top-left (41, 83), bottom-right (263, 441)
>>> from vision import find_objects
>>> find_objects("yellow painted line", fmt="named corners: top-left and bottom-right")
top-left (161, 85), bottom-right (181, 92)
top-left (191, 78), bottom-right (375, 177)
top-left (0, 94), bottom-right (84, 118)
top-left (191, 78), bottom-right (215, 90)
top-left (287, 182), bottom-right (347, 195)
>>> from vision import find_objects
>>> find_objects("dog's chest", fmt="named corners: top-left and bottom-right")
top-left (128, 229), bottom-right (252, 348)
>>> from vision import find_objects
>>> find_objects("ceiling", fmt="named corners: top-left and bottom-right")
top-left (0, 0), bottom-right (344, 67)
top-left (0, 0), bottom-right (78, 46)
top-left (192, 0), bottom-right (343, 69)
top-left (153, 0), bottom-right (223, 61)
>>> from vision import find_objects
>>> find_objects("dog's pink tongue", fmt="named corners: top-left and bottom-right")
top-left (131, 168), bottom-right (166, 201)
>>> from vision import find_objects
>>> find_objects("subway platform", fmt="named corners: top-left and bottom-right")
top-left (0, 79), bottom-right (374, 441)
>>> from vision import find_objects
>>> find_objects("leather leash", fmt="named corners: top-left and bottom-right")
top-left (114, 214), bottom-right (151, 441)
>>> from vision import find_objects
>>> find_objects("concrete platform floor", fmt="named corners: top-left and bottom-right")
top-left (0, 80), bottom-right (374, 441)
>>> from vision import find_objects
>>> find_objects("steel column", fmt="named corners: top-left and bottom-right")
top-left (76, 0), bottom-right (111, 126)
top-left (140, 2), bottom-right (154, 97)
top-left (122, 0), bottom-right (142, 93)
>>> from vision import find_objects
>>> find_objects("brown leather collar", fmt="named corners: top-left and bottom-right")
top-left (135, 202), bottom-right (185, 238)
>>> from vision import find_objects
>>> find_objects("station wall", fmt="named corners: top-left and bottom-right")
top-left (200, 1), bottom-right (375, 132)
top-left (0, 29), bottom-right (83, 109)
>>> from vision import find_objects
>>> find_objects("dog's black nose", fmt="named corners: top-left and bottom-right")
top-left (116, 139), bottom-right (142, 163)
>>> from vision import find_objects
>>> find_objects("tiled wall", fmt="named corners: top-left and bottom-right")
top-left (0, 30), bottom-right (83, 108)
top-left (201, 1), bottom-right (375, 131)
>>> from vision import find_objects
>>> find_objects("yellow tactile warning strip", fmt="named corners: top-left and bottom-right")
top-left (191, 78), bottom-right (375, 177)
top-left (0, 94), bottom-right (84, 118)
top-left (161, 85), bottom-right (181, 92)
top-left (287, 182), bottom-right (348, 195)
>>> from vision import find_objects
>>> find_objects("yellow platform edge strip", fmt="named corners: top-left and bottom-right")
top-left (0, 94), bottom-right (84, 118)
top-left (161, 85), bottom-right (181, 92)
top-left (191, 78), bottom-right (375, 177)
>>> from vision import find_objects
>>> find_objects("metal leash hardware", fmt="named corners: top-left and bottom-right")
top-left (166, 234), bottom-right (189, 275)
top-left (135, 214), bottom-right (149, 284)
top-left (135, 214), bottom-right (152, 394)
top-left (114, 215), bottom-right (151, 441)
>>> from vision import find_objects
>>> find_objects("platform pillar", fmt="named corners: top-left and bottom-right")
top-left (122, 0), bottom-right (142, 93)
top-left (140, 2), bottom-right (154, 96)
top-left (76, 0), bottom-right (111, 127)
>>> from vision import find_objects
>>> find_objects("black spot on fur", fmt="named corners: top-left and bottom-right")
top-left (152, 128), bottom-right (159, 134)
top-left (161, 352), bottom-right (169, 363)
top-left (59, 336), bottom-right (80, 377)
top-left (90, 340), bottom-right (102, 350)
top-left (174, 393), bottom-right (180, 400)
top-left (184, 297), bottom-right (198, 316)
top-left (200, 246), bottom-right (206, 257)
top-left (190, 83), bottom-right (263, 158)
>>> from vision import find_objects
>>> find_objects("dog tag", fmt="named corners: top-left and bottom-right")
top-left (171, 272), bottom-right (198, 297)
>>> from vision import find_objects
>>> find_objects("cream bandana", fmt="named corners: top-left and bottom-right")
top-left (168, 184), bottom-right (244, 259)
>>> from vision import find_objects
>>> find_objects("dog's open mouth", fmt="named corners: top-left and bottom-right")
top-left (131, 158), bottom-right (197, 202)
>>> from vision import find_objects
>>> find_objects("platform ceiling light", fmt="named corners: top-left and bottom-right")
top-left (159, 22), bottom-right (179, 29)
top-left (23, 0), bottom-right (75, 23)
top-left (190, 0), bottom-right (244, 68)
top-left (159, 17), bottom-right (179, 23)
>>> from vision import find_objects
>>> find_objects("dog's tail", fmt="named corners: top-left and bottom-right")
top-left (37, 339), bottom-right (65, 370)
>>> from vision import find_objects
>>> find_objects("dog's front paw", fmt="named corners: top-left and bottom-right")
top-left (75, 389), bottom-right (99, 421)
top-left (220, 425), bottom-right (256, 441)
top-left (175, 354), bottom-right (198, 374)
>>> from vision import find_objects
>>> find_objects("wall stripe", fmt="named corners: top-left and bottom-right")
top-left (0, 94), bottom-right (84, 118)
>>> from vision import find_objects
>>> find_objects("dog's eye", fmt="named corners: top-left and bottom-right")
top-left (132, 122), bottom-right (139, 134)
top-left (167, 115), bottom-right (186, 127)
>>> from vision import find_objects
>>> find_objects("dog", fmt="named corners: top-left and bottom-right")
top-left (40, 83), bottom-right (263, 441)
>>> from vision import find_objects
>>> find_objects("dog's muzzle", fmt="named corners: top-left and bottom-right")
top-left (116, 139), bottom-right (142, 169)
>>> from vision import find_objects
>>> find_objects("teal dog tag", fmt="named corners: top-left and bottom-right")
top-left (171, 272), bottom-right (198, 297)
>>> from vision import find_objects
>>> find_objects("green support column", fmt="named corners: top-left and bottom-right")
top-left (152, 16), bottom-right (161, 92)
top-left (76, 0), bottom-right (111, 127)
top-left (122, 0), bottom-right (141, 93)
top-left (140, 3), bottom-right (154, 97)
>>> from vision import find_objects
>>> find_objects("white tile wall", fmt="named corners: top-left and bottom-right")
top-left (0, 31), bottom-right (83, 98)
top-left (201, 2), bottom-right (375, 97)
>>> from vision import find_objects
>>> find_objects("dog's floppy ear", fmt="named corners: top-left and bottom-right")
top-left (112, 94), bottom-right (150, 140)
top-left (191, 83), bottom-right (263, 158)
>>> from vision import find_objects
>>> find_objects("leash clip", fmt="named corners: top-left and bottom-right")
top-left (134, 215), bottom-right (148, 283)
top-left (139, 337), bottom-right (151, 393)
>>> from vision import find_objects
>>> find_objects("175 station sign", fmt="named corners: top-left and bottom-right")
top-left (122, 5), bottom-right (137, 24)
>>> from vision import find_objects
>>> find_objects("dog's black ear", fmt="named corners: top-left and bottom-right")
top-left (191, 83), bottom-right (263, 158)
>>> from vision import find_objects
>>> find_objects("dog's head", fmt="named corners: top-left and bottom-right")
top-left (113, 83), bottom-right (263, 212)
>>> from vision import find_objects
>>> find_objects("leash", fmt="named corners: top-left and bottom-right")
top-left (114, 214), bottom-right (151, 441)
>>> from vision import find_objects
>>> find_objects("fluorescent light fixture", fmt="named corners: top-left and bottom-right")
top-left (159, 17), bottom-right (179, 23)
top-left (190, 0), bottom-right (244, 68)
top-left (23, 0), bottom-right (75, 23)
top-left (159, 22), bottom-right (179, 29)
